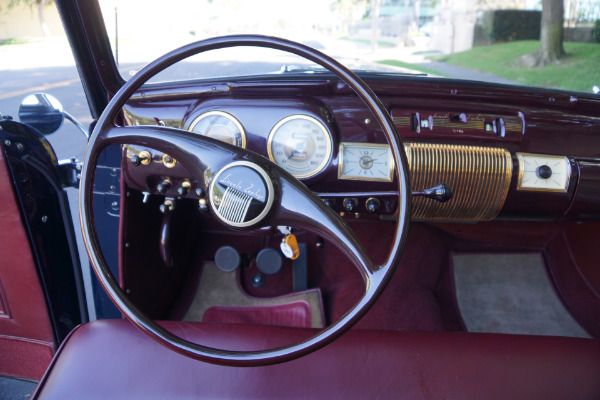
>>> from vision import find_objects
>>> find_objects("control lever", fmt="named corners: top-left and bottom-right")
top-left (412, 183), bottom-right (453, 203)
top-left (159, 199), bottom-right (175, 268)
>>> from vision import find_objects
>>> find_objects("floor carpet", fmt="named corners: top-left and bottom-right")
top-left (453, 253), bottom-right (589, 338)
top-left (184, 262), bottom-right (324, 328)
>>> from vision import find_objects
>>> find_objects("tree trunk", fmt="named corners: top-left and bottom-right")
top-left (537, 0), bottom-right (565, 65)
top-left (371, 0), bottom-right (379, 53)
top-left (38, 0), bottom-right (51, 38)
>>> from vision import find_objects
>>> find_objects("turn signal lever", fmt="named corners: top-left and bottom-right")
top-left (412, 183), bottom-right (453, 203)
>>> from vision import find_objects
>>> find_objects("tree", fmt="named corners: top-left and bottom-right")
top-left (518, 0), bottom-right (566, 67)
top-left (2, 0), bottom-right (53, 37)
top-left (330, 0), bottom-right (368, 37)
top-left (537, 0), bottom-right (565, 65)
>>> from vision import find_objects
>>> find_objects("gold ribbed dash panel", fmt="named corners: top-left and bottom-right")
top-left (405, 143), bottom-right (512, 221)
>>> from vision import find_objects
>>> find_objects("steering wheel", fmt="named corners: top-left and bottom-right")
top-left (80, 35), bottom-right (411, 366)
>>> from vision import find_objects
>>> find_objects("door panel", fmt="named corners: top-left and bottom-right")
top-left (0, 148), bottom-right (56, 380)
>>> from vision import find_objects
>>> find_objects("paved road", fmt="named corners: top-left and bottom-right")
top-left (0, 66), bottom-right (90, 160)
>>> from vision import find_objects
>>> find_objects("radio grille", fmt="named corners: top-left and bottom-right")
top-left (405, 143), bottom-right (512, 221)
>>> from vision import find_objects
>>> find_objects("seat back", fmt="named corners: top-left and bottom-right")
top-left (34, 320), bottom-right (600, 399)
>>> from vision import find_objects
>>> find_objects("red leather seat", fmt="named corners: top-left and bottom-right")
top-left (33, 319), bottom-right (600, 399)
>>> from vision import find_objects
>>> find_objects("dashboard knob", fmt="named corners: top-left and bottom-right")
top-left (162, 154), bottom-right (177, 168)
top-left (159, 200), bottom-right (174, 214)
top-left (157, 179), bottom-right (172, 194)
top-left (365, 198), bottom-right (380, 214)
top-left (198, 199), bottom-right (208, 213)
top-left (343, 197), bottom-right (357, 212)
top-left (537, 165), bottom-right (553, 179)
top-left (323, 198), bottom-right (335, 208)
top-left (131, 150), bottom-right (151, 166)
top-left (177, 181), bottom-right (191, 196)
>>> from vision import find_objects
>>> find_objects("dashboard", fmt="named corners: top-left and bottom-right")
top-left (120, 77), bottom-right (600, 223)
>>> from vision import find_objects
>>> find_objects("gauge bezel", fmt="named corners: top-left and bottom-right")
top-left (516, 152), bottom-right (571, 193)
top-left (188, 110), bottom-right (247, 148)
top-left (267, 114), bottom-right (333, 179)
top-left (338, 142), bottom-right (394, 182)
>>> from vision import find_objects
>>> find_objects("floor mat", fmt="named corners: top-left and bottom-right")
top-left (204, 302), bottom-right (313, 328)
top-left (0, 376), bottom-right (37, 400)
top-left (453, 253), bottom-right (589, 338)
top-left (184, 262), bottom-right (324, 328)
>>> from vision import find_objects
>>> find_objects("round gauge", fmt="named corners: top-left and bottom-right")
top-left (188, 110), bottom-right (246, 148)
top-left (267, 115), bottom-right (332, 179)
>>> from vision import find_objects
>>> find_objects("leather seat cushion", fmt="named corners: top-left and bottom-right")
top-left (33, 319), bottom-right (600, 399)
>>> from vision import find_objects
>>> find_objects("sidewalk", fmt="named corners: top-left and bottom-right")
top-left (355, 39), bottom-right (520, 86)
top-left (414, 60), bottom-right (520, 85)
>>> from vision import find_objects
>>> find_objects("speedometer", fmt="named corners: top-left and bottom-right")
top-left (267, 115), bottom-right (332, 179)
top-left (188, 110), bottom-right (246, 148)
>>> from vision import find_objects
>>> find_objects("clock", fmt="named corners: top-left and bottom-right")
top-left (338, 142), bottom-right (394, 182)
top-left (516, 153), bottom-right (570, 193)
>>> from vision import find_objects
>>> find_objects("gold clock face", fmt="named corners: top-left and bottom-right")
top-left (338, 142), bottom-right (394, 182)
top-left (517, 153), bottom-right (571, 192)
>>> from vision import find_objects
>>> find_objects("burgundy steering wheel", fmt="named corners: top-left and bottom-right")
top-left (80, 35), bottom-right (411, 366)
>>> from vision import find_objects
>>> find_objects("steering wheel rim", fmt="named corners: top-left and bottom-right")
top-left (80, 35), bottom-right (411, 366)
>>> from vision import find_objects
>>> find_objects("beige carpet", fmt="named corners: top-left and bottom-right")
top-left (453, 253), bottom-right (589, 338)
top-left (184, 262), bottom-right (324, 328)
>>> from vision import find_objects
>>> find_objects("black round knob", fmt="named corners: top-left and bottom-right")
top-left (251, 273), bottom-right (265, 288)
top-left (323, 198), bottom-right (335, 208)
top-left (159, 200), bottom-right (173, 214)
top-left (256, 248), bottom-right (283, 275)
top-left (157, 180), bottom-right (172, 194)
top-left (131, 154), bottom-right (141, 166)
top-left (537, 165), bottom-right (553, 179)
top-left (343, 198), bottom-right (357, 212)
top-left (366, 198), bottom-right (380, 214)
top-left (177, 185), bottom-right (190, 196)
top-left (215, 246), bottom-right (241, 272)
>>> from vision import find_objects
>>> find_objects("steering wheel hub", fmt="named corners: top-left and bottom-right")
top-left (209, 160), bottom-right (275, 228)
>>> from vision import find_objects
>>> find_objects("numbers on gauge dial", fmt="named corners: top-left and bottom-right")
top-left (268, 115), bottom-right (332, 179)
top-left (188, 110), bottom-right (246, 148)
top-left (339, 143), bottom-right (393, 182)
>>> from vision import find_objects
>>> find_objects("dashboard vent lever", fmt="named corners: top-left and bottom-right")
top-left (412, 183), bottom-right (453, 203)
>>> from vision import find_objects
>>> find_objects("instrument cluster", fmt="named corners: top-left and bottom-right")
top-left (186, 109), bottom-right (393, 182)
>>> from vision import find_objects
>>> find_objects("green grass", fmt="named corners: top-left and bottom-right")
top-left (0, 38), bottom-right (29, 46)
top-left (436, 40), bottom-right (600, 92)
top-left (341, 37), bottom-right (397, 48)
top-left (377, 59), bottom-right (448, 76)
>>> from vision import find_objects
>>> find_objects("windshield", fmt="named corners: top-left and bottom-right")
top-left (98, 0), bottom-right (419, 82)
top-left (96, 0), bottom-right (600, 92)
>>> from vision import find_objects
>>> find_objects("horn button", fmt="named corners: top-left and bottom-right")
top-left (209, 161), bottom-right (275, 228)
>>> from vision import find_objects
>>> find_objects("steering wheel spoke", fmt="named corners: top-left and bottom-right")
top-left (274, 172), bottom-right (378, 279)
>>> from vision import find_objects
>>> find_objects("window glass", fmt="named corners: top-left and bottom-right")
top-left (99, 0), bottom-right (600, 93)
